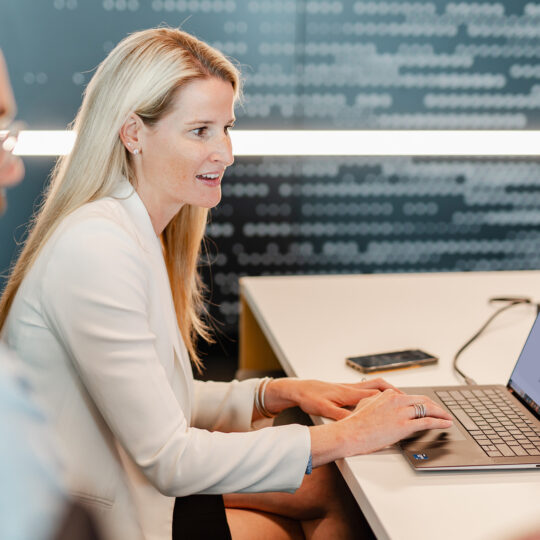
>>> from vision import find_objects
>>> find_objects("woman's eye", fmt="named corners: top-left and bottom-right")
top-left (193, 127), bottom-right (207, 137)
top-left (225, 124), bottom-right (234, 134)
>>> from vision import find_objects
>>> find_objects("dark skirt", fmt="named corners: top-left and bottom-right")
top-left (172, 495), bottom-right (232, 540)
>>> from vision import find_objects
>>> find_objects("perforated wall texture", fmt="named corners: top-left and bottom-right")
top-left (1, 1), bottom-right (540, 337)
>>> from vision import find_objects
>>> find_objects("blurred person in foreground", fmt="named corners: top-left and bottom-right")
top-left (0, 29), bottom-right (452, 539)
top-left (0, 50), bottom-right (101, 540)
top-left (0, 48), bottom-right (65, 540)
top-left (0, 51), bottom-right (24, 192)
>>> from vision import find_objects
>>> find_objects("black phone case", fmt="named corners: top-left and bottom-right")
top-left (346, 349), bottom-right (438, 373)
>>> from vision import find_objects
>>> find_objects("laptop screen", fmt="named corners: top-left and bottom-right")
top-left (507, 312), bottom-right (540, 419)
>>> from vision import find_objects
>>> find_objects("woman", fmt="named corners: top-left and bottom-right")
top-left (0, 28), bottom-right (452, 540)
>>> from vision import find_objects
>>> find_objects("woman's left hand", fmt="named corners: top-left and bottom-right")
top-left (264, 378), bottom-right (402, 421)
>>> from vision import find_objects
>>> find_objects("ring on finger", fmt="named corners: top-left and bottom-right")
top-left (413, 402), bottom-right (426, 419)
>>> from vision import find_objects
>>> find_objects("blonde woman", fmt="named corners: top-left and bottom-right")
top-left (0, 28), bottom-right (452, 540)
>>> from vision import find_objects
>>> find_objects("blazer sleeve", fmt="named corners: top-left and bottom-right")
top-left (192, 378), bottom-right (263, 432)
top-left (40, 218), bottom-right (311, 497)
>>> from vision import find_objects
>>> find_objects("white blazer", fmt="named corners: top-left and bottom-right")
top-left (3, 179), bottom-right (310, 540)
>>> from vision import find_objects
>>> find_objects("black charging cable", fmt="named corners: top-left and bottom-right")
top-left (453, 296), bottom-right (540, 386)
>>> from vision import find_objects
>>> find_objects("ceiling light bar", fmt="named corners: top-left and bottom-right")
top-left (9, 130), bottom-right (540, 157)
top-left (11, 130), bottom-right (76, 156)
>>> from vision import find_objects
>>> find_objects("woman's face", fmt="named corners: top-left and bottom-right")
top-left (0, 50), bottom-right (25, 214)
top-left (134, 76), bottom-right (235, 224)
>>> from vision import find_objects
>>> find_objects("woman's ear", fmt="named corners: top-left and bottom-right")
top-left (119, 113), bottom-right (143, 155)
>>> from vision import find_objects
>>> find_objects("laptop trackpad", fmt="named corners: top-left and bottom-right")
top-left (403, 424), bottom-right (467, 444)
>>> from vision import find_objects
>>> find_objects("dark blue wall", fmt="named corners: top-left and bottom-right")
top-left (2, 0), bottom-right (540, 332)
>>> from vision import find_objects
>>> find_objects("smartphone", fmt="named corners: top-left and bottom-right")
top-left (346, 349), bottom-right (438, 373)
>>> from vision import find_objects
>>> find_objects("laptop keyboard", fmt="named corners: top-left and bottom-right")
top-left (436, 388), bottom-right (540, 458)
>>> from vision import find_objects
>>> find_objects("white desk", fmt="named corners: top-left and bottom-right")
top-left (239, 271), bottom-right (540, 540)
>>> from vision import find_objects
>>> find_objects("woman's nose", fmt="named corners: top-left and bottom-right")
top-left (211, 136), bottom-right (234, 167)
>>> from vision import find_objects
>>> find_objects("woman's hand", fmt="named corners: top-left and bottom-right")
top-left (263, 377), bottom-right (401, 420)
top-left (309, 389), bottom-right (453, 467)
top-left (346, 389), bottom-right (453, 454)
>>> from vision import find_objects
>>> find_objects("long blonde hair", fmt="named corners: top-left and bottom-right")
top-left (0, 27), bottom-right (241, 369)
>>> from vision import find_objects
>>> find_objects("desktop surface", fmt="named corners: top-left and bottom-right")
top-left (240, 271), bottom-right (540, 540)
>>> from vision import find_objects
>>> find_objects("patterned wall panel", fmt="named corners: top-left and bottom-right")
top-left (1, 1), bottom-right (540, 337)
top-left (205, 155), bottom-right (540, 329)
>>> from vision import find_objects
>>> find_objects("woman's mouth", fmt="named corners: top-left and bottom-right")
top-left (196, 173), bottom-right (221, 187)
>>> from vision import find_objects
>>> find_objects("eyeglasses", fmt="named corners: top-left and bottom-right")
top-left (0, 120), bottom-right (25, 215)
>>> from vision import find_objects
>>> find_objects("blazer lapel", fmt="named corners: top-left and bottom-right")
top-left (111, 180), bottom-right (194, 411)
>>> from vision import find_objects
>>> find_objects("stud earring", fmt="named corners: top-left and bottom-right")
top-left (133, 148), bottom-right (140, 155)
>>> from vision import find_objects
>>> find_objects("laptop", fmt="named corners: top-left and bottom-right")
top-left (399, 312), bottom-right (540, 470)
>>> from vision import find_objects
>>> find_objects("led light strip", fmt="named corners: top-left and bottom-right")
top-left (6, 129), bottom-right (540, 156)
